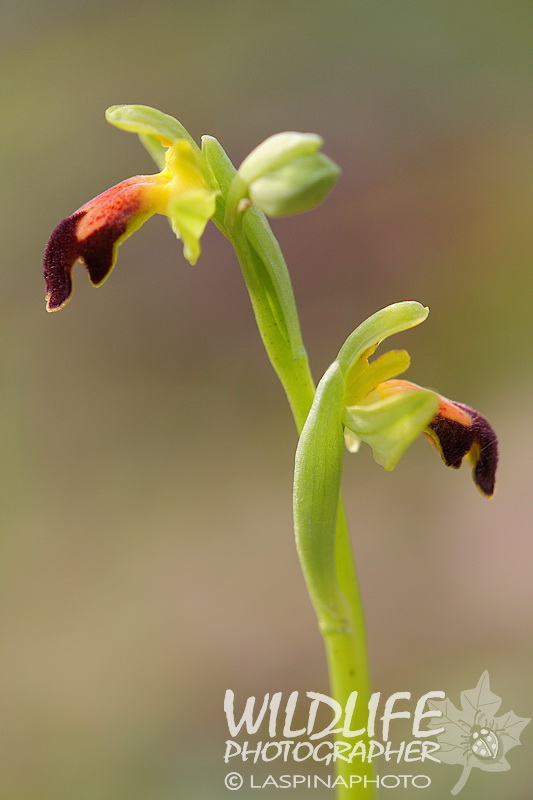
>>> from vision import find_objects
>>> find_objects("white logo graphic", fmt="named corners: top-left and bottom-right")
top-left (426, 671), bottom-right (530, 795)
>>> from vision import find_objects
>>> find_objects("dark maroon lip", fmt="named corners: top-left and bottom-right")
top-left (43, 206), bottom-right (132, 311)
top-left (428, 402), bottom-right (498, 497)
top-left (43, 212), bottom-right (85, 311)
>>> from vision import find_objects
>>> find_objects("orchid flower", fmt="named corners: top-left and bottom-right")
top-left (373, 379), bottom-right (498, 496)
top-left (43, 110), bottom-right (218, 311)
top-left (335, 303), bottom-right (498, 496)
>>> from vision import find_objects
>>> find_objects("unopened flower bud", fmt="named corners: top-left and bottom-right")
top-left (249, 152), bottom-right (341, 217)
top-left (239, 132), bottom-right (323, 184)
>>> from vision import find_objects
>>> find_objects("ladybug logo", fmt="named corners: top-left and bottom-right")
top-left (468, 724), bottom-right (500, 761)
top-left (426, 671), bottom-right (530, 795)
top-left (463, 713), bottom-right (500, 760)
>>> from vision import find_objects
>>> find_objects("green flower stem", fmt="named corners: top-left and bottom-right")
top-left (329, 501), bottom-right (373, 797)
top-left (203, 134), bottom-right (374, 798)
top-left (229, 225), bottom-right (374, 799)
top-left (230, 224), bottom-right (315, 431)
top-left (294, 364), bottom-right (373, 799)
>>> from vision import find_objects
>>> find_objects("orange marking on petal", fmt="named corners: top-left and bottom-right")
top-left (435, 396), bottom-right (473, 428)
top-left (43, 174), bottom-right (170, 311)
top-left (379, 380), bottom-right (473, 428)
top-left (76, 176), bottom-right (168, 241)
top-left (374, 378), bottom-right (420, 399)
top-left (377, 378), bottom-right (418, 391)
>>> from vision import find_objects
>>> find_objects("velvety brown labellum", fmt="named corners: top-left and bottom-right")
top-left (428, 401), bottom-right (498, 497)
top-left (43, 207), bottom-right (132, 311)
top-left (43, 178), bottom-right (150, 310)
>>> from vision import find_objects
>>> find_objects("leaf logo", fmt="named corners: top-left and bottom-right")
top-left (427, 671), bottom-right (530, 795)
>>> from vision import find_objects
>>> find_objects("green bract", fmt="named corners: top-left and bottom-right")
top-left (293, 362), bottom-right (348, 622)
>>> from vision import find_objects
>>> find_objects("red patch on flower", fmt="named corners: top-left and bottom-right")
top-left (43, 178), bottom-right (159, 311)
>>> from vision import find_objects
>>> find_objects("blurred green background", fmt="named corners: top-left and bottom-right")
top-left (2, 1), bottom-right (532, 798)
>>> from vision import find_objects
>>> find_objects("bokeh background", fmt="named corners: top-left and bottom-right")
top-left (2, 2), bottom-right (532, 798)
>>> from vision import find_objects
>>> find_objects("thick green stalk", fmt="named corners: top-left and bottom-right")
top-left (230, 225), bottom-right (315, 431)
top-left (202, 134), bottom-right (374, 798)
top-left (229, 226), bottom-right (374, 799)
top-left (328, 501), bottom-right (373, 795)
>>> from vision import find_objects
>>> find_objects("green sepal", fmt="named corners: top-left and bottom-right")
top-left (201, 136), bottom-right (237, 193)
top-left (294, 362), bottom-right (347, 622)
top-left (249, 152), bottom-right (341, 217)
top-left (167, 189), bottom-right (218, 265)
top-left (106, 105), bottom-right (198, 151)
top-left (344, 389), bottom-right (439, 471)
top-left (336, 302), bottom-right (429, 377)
top-left (201, 135), bottom-right (238, 231)
top-left (239, 132), bottom-right (323, 185)
top-left (345, 349), bottom-right (410, 405)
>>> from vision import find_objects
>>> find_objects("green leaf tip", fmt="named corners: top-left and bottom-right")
top-left (105, 105), bottom-right (197, 150)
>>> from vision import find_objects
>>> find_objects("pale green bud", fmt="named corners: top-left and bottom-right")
top-left (248, 152), bottom-right (341, 217)
top-left (239, 132), bottom-right (323, 184)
